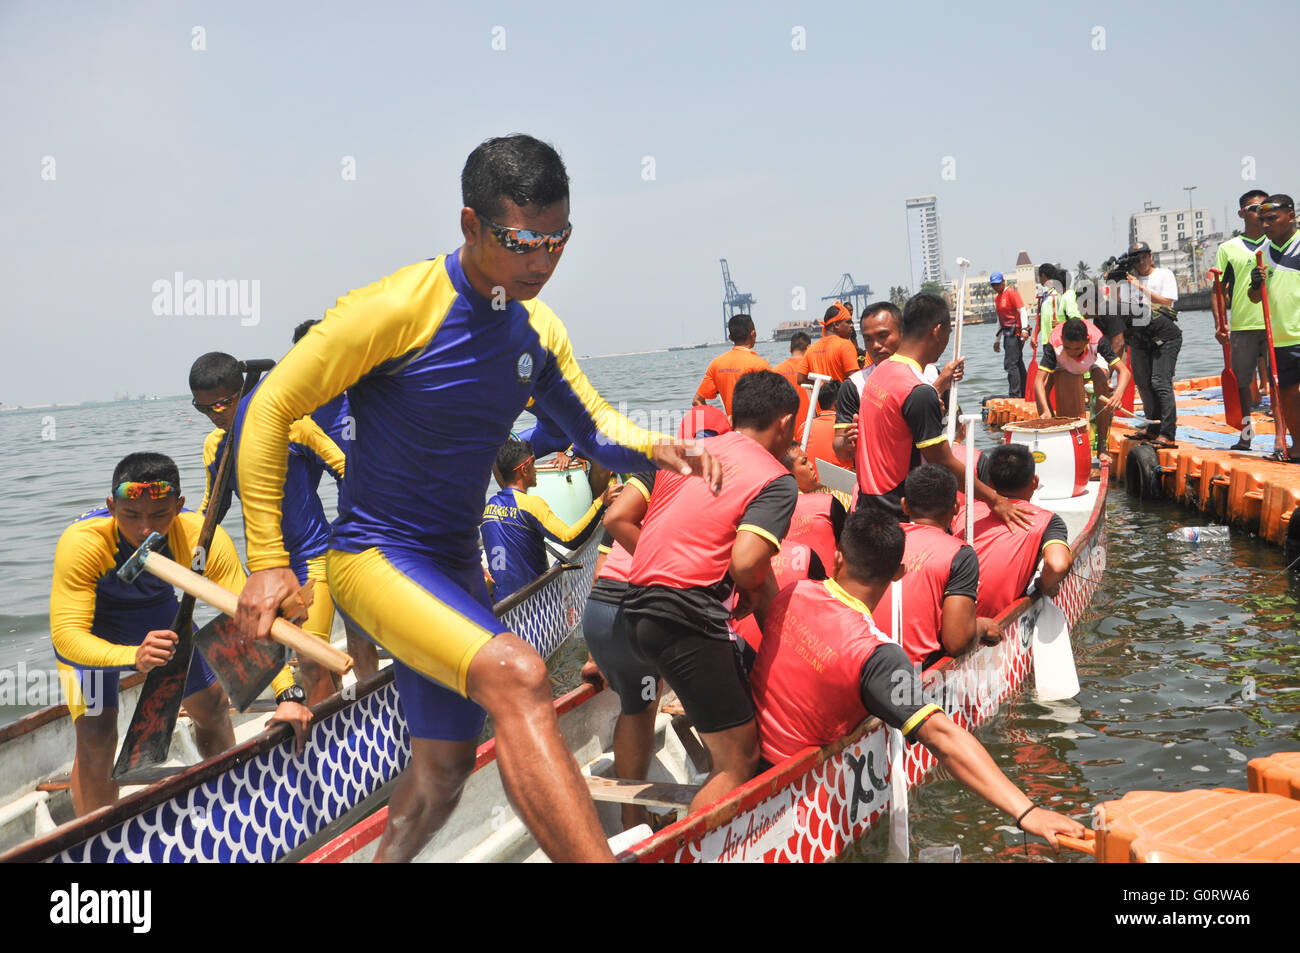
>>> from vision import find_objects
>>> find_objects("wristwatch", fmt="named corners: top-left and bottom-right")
top-left (276, 684), bottom-right (306, 705)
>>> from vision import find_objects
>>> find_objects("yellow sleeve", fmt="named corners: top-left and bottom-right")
top-left (515, 491), bottom-right (602, 544)
top-left (49, 520), bottom-right (141, 670)
top-left (527, 301), bottom-right (668, 461)
top-left (198, 428), bottom-right (224, 517)
top-left (178, 515), bottom-right (247, 593)
top-left (289, 416), bottom-right (346, 481)
top-left (238, 259), bottom-right (453, 570)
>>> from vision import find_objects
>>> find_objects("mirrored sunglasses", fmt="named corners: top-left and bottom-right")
top-left (481, 217), bottom-right (573, 254)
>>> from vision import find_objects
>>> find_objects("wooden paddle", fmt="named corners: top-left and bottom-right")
top-left (113, 429), bottom-right (238, 780)
top-left (1256, 249), bottom-right (1289, 458)
top-left (1208, 267), bottom-right (1243, 429)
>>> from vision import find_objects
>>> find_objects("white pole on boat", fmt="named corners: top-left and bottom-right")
top-left (802, 372), bottom-right (832, 452)
top-left (945, 257), bottom-right (972, 444)
top-left (885, 579), bottom-right (909, 862)
top-left (961, 413), bottom-right (980, 543)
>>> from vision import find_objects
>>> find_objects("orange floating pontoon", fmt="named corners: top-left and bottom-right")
top-left (1060, 753), bottom-right (1300, 862)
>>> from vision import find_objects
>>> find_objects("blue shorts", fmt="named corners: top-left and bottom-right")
top-left (328, 546), bottom-right (505, 742)
top-left (57, 652), bottom-right (216, 722)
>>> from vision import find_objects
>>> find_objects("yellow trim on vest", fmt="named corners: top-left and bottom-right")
top-left (1041, 539), bottom-right (1072, 554)
top-left (627, 476), bottom-right (653, 501)
top-left (915, 434), bottom-right (948, 449)
top-left (823, 578), bottom-right (872, 618)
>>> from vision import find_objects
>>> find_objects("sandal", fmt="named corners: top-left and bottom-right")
top-left (1122, 432), bottom-right (1150, 441)
top-left (1151, 438), bottom-right (1177, 449)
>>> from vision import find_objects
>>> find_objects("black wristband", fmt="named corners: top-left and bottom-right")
top-left (276, 684), bottom-right (306, 705)
top-left (1015, 804), bottom-right (1037, 829)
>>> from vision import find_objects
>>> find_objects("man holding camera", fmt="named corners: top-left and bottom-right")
top-left (1118, 241), bottom-right (1180, 448)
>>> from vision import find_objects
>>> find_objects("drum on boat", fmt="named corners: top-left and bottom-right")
top-left (1002, 416), bottom-right (1090, 500)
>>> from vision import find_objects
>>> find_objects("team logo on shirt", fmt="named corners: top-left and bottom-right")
top-left (516, 352), bottom-right (534, 385)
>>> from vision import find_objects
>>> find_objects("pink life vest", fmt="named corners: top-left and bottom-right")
top-left (1048, 320), bottom-right (1104, 376)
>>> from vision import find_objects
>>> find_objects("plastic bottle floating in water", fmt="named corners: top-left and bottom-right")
top-left (1167, 526), bottom-right (1230, 544)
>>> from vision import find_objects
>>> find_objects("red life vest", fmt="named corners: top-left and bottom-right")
top-left (751, 578), bottom-right (890, 764)
top-left (598, 540), bottom-right (634, 584)
top-left (955, 500), bottom-right (1056, 618)
top-left (872, 522), bottom-right (969, 666)
top-left (1048, 320), bottom-right (1104, 375)
top-left (855, 356), bottom-right (935, 496)
top-left (630, 431), bottom-right (789, 589)
top-left (786, 492), bottom-right (837, 573)
top-left (731, 540), bottom-right (820, 651)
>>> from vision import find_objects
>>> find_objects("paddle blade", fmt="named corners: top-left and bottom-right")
top-left (1121, 352), bottom-right (1136, 413)
top-left (1032, 597), bottom-right (1079, 702)
top-left (112, 606), bottom-right (196, 780)
top-left (1221, 350), bottom-right (1243, 430)
top-left (195, 614), bottom-right (288, 712)
top-left (1024, 352), bottom-right (1037, 401)
top-left (886, 727), bottom-right (909, 863)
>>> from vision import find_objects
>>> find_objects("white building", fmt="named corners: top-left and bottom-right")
top-left (906, 195), bottom-right (945, 290)
top-left (1129, 201), bottom-right (1214, 277)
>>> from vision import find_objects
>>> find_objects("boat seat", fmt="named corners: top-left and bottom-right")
top-left (585, 776), bottom-right (699, 809)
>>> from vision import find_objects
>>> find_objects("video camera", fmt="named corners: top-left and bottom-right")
top-left (1103, 251), bottom-right (1141, 282)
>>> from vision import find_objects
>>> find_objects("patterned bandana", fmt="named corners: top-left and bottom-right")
top-left (114, 480), bottom-right (176, 500)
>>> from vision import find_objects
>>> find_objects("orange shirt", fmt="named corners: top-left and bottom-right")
top-left (773, 354), bottom-right (810, 427)
top-left (797, 410), bottom-right (849, 480)
top-left (803, 334), bottom-right (859, 382)
top-left (695, 346), bottom-right (771, 414)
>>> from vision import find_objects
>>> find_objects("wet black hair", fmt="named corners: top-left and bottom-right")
top-left (111, 452), bottom-right (180, 494)
top-left (789, 331), bottom-right (812, 352)
top-left (188, 352), bottom-right (244, 393)
top-left (728, 313), bottom-right (756, 343)
top-left (900, 293), bottom-right (950, 340)
top-left (732, 370), bottom-right (800, 431)
top-left (861, 301), bottom-right (902, 327)
top-left (495, 439), bottom-right (534, 481)
top-left (903, 464), bottom-right (958, 520)
top-left (838, 507), bottom-right (904, 584)
top-left (292, 319), bottom-right (320, 343)
top-left (986, 444), bottom-right (1036, 494)
top-left (1061, 317), bottom-right (1088, 343)
top-left (1239, 189), bottom-right (1269, 207)
top-left (817, 379), bottom-right (840, 411)
top-left (462, 135), bottom-right (570, 221)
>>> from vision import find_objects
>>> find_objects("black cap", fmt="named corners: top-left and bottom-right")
top-left (1129, 241), bottom-right (1152, 255)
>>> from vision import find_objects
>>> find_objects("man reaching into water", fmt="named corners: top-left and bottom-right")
top-left (231, 134), bottom-right (721, 863)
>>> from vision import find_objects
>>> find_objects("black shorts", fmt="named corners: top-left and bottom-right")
top-left (626, 613), bottom-right (754, 734)
top-left (1274, 344), bottom-right (1300, 389)
top-left (581, 597), bottom-right (657, 715)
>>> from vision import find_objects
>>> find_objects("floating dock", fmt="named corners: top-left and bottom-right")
top-left (984, 378), bottom-right (1300, 551)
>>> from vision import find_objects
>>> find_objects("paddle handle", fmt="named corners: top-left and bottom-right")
top-left (1256, 249), bottom-right (1288, 451)
top-left (141, 551), bottom-right (352, 674)
top-left (960, 414), bottom-right (979, 542)
top-left (947, 260), bottom-right (971, 442)
top-left (802, 373), bottom-right (831, 452)
top-left (1057, 832), bottom-right (1095, 856)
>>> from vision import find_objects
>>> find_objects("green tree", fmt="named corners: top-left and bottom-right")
top-left (1075, 260), bottom-right (1091, 283)
top-left (919, 280), bottom-right (946, 297)
top-left (888, 285), bottom-right (910, 308)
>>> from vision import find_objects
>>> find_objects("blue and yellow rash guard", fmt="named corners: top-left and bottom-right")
top-left (201, 381), bottom-right (345, 582)
top-left (305, 392), bottom-right (351, 491)
top-left (49, 510), bottom-right (246, 670)
top-left (236, 251), bottom-right (666, 573)
top-left (480, 487), bottom-right (603, 599)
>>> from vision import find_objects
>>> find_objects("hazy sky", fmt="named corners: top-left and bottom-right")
top-left (4, 0), bottom-right (1296, 405)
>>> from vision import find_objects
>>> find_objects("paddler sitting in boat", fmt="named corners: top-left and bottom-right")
top-left (832, 301), bottom-right (964, 466)
top-left (480, 438), bottom-right (615, 601)
top-left (49, 453), bottom-right (241, 815)
top-left (622, 371), bottom-right (799, 812)
top-left (854, 293), bottom-right (1031, 529)
top-left (693, 313), bottom-right (771, 415)
top-left (580, 405), bottom-right (730, 832)
top-left (190, 351), bottom-right (343, 709)
top-left (873, 465), bottom-right (1001, 667)
top-left (1032, 317), bottom-right (1129, 463)
top-left (795, 380), bottom-right (847, 478)
top-left (749, 507), bottom-right (1086, 849)
top-left (956, 445), bottom-right (1072, 618)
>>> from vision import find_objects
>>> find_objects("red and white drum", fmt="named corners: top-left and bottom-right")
top-left (1002, 417), bottom-right (1090, 499)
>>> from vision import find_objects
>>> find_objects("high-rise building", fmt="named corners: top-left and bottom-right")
top-left (1128, 201), bottom-right (1214, 279)
top-left (906, 195), bottom-right (945, 291)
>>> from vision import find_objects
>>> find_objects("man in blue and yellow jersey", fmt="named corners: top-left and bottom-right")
top-left (481, 438), bottom-right (614, 600)
top-left (50, 454), bottom-right (241, 814)
top-left (190, 352), bottom-right (347, 708)
top-left (1215, 190), bottom-right (1270, 449)
top-left (1249, 194), bottom-right (1300, 462)
top-left (230, 134), bottom-right (721, 863)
